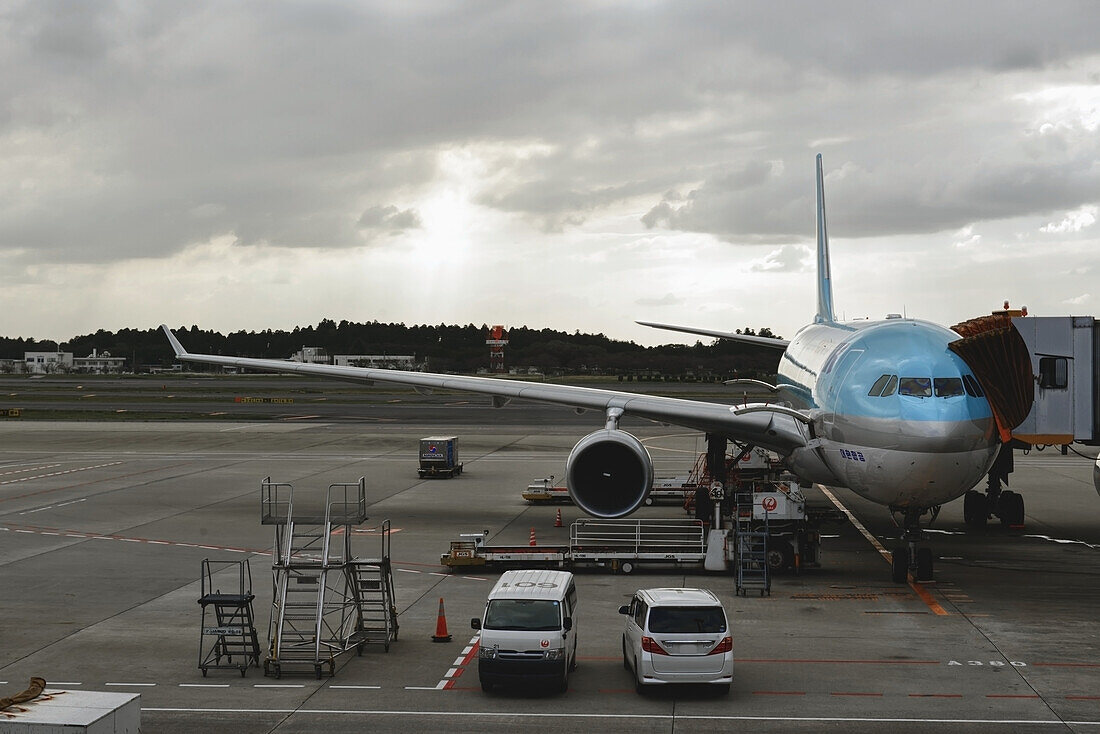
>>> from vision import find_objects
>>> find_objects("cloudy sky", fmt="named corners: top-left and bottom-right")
top-left (2, 2), bottom-right (1099, 345)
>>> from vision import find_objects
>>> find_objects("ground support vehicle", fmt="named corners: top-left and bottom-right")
top-left (417, 436), bottom-right (462, 479)
top-left (471, 570), bottom-right (578, 693)
top-left (442, 518), bottom-right (728, 574)
top-left (737, 477), bottom-right (844, 572)
top-left (522, 475), bottom-right (696, 506)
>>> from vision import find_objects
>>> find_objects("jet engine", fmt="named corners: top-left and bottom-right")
top-left (565, 429), bottom-right (654, 518)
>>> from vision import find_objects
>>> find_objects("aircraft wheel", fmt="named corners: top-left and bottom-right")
top-left (1008, 492), bottom-right (1025, 526)
top-left (891, 547), bottom-right (909, 583)
top-left (916, 547), bottom-right (934, 581)
top-left (963, 490), bottom-right (986, 528)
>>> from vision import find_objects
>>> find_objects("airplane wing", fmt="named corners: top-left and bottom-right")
top-left (635, 321), bottom-right (790, 348)
top-left (161, 325), bottom-right (808, 454)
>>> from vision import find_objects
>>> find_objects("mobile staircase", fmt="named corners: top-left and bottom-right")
top-left (197, 558), bottom-right (261, 677)
top-left (261, 477), bottom-right (397, 678)
top-left (735, 487), bottom-right (770, 596)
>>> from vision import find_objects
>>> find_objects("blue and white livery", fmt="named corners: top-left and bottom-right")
top-left (163, 155), bottom-right (1000, 582)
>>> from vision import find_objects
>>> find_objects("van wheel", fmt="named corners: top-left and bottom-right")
top-left (622, 637), bottom-right (630, 670)
top-left (717, 683), bottom-right (731, 695)
top-left (480, 677), bottom-right (492, 692)
top-left (634, 658), bottom-right (645, 695)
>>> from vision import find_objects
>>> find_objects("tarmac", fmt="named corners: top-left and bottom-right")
top-left (1, 402), bottom-right (1099, 732)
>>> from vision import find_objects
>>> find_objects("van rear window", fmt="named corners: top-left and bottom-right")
top-left (648, 606), bottom-right (727, 634)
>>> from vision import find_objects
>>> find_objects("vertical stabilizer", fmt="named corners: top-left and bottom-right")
top-left (815, 153), bottom-right (836, 323)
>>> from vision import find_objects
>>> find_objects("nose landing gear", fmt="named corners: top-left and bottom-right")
top-left (890, 506), bottom-right (938, 583)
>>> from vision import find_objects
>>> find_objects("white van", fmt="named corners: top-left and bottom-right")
top-left (471, 569), bottom-right (578, 692)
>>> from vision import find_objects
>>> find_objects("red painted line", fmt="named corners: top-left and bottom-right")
top-left (986, 695), bottom-right (1040, 699)
top-left (736, 658), bottom-right (939, 665)
top-left (831, 692), bottom-right (883, 697)
top-left (909, 693), bottom-right (963, 698)
top-left (1033, 662), bottom-right (1100, 668)
top-left (459, 641), bottom-right (480, 666)
top-left (450, 667), bottom-right (464, 679)
top-left (753, 691), bottom-right (806, 696)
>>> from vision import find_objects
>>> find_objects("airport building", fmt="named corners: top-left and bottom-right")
top-left (21, 349), bottom-right (127, 374)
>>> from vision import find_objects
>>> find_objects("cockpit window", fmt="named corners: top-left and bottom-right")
top-left (962, 374), bottom-right (985, 398)
top-left (934, 377), bottom-right (964, 398)
top-left (868, 374), bottom-right (899, 397)
top-left (898, 377), bottom-right (932, 397)
top-left (868, 374), bottom-right (891, 397)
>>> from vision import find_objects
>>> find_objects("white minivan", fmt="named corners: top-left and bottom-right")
top-left (620, 587), bottom-right (732, 694)
top-left (471, 569), bottom-right (578, 692)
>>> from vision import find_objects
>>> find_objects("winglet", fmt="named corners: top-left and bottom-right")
top-left (160, 325), bottom-right (188, 357)
top-left (815, 153), bottom-right (836, 324)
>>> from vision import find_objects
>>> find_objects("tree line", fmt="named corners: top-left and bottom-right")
top-left (0, 320), bottom-right (783, 379)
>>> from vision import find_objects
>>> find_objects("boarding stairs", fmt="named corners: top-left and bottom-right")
top-left (735, 488), bottom-right (770, 596)
top-left (261, 477), bottom-right (393, 678)
top-left (348, 519), bottom-right (399, 652)
top-left (197, 559), bottom-right (261, 677)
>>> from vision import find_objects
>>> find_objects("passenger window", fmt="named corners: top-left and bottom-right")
top-left (634, 601), bottom-right (646, 628)
top-left (868, 374), bottom-right (891, 397)
top-left (881, 375), bottom-right (897, 396)
top-left (1038, 357), bottom-right (1068, 389)
top-left (934, 377), bottom-right (964, 398)
top-left (898, 377), bottom-right (931, 397)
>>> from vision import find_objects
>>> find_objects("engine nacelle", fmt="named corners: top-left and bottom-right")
top-left (565, 429), bottom-right (654, 518)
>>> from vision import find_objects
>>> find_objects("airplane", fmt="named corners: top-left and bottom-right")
top-left (162, 155), bottom-right (1023, 584)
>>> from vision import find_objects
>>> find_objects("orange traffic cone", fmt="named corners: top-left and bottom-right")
top-left (529, 527), bottom-right (537, 546)
top-left (432, 597), bottom-right (452, 642)
top-left (554, 509), bottom-right (563, 528)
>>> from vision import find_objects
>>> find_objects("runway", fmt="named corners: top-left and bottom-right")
top-left (1, 413), bottom-right (1099, 733)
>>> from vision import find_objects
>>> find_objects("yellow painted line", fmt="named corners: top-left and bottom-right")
top-left (818, 486), bottom-right (948, 616)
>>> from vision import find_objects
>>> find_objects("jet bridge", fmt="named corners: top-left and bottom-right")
top-left (1010, 316), bottom-right (1099, 447)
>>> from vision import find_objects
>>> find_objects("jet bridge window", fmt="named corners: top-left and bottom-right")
top-left (1038, 357), bottom-right (1068, 389)
top-left (934, 377), bottom-right (964, 398)
top-left (898, 377), bottom-right (932, 398)
top-left (867, 374), bottom-right (898, 397)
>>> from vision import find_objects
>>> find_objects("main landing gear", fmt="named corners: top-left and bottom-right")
top-left (890, 506), bottom-right (938, 584)
top-left (963, 487), bottom-right (1024, 528)
top-left (965, 442), bottom-right (1025, 529)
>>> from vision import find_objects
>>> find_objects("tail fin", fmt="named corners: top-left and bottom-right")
top-left (815, 153), bottom-right (836, 324)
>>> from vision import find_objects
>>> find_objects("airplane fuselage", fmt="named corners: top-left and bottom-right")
top-left (778, 317), bottom-right (999, 510)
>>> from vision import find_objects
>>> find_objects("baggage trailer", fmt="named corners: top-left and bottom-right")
top-left (417, 436), bottom-right (463, 479)
top-left (441, 518), bottom-right (729, 574)
top-left (522, 476), bottom-right (697, 506)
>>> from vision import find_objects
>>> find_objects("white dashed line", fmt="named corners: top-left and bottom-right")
top-left (329, 685), bottom-right (382, 689)
top-left (254, 684), bottom-right (304, 689)
top-left (105, 682), bottom-right (156, 687)
top-left (179, 684), bottom-right (230, 688)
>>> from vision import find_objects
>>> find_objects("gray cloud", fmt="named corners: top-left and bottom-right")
top-left (357, 205), bottom-right (422, 235)
top-left (1, 0), bottom-right (1100, 268)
